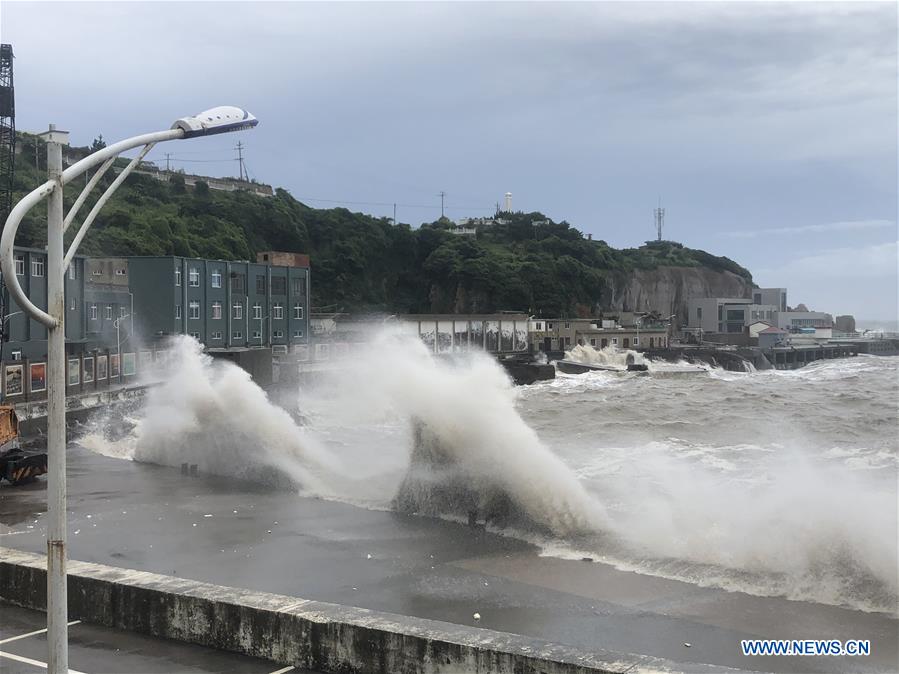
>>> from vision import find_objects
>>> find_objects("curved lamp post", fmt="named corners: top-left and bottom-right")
top-left (0, 106), bottom-right (257, 674)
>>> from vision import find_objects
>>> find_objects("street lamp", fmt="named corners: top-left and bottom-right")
top-left (0, 106), bottom-right (257, 674)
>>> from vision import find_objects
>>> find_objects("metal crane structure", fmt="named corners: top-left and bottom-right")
top-left (0, 44), bottom-right (16, 354)
top-left (0, 44), bottom-right (14, 221)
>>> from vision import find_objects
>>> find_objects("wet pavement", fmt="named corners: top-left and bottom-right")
top-left (1, 446), bottom-right (896, 674)
top-left (0, 603), bottom-right (315, 674)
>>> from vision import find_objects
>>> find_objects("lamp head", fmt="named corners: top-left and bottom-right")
top-left (172, 106), bottom-right (258, 138)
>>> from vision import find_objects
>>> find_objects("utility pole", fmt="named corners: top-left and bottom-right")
top-left (236, 141), bottom-right (246, 181)
top-left (438, 191), bottom-right (445, 219)
top-left (653, 197), bottom-right (665, 242)
top-left (393, 202), bottom-right (397, 226)
top-left (46, 125), bottom-right (68, 674)
top-left (164, 152), bottom-right (172, 172)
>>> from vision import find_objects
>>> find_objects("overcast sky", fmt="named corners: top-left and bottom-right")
top-left (4, 2), bottom-right (897, 321)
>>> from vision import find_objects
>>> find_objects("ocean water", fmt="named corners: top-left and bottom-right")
top-left (79, 335), bottom-right (899, 616)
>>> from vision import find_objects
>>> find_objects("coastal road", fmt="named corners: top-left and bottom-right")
top-left (2, 446), bottom-right (895, 673)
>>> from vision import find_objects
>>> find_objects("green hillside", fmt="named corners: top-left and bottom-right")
top-left (10, 133), bottom-right (752, 316)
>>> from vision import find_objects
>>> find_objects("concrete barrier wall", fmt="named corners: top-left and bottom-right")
top-left (0, 549), bottom-right (711, 674)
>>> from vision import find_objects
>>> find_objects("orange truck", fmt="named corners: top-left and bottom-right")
top-left (0, 405), bottom-right (47, 485)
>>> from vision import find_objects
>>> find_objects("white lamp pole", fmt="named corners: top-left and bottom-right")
top-left (0, 106), bottom-right (257, 674)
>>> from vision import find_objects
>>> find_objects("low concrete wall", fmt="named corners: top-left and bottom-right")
top-left (0, 549), bottom-right (717, 674)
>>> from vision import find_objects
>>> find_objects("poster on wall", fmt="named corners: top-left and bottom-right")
top-left (4, 365), bottom-right (23, 397)
top-left (110, 354), bottom-right (120, 378)
top-left (97, 355), bottom-right (108, 380)
top-left (123, 352), bottom-right (136, 376)
top-left (30, 363), bottom-right (47, 392)
top-left (83, 357), bottom-right (94, 383)
top-left (68, 359), bottom-right (80, 386)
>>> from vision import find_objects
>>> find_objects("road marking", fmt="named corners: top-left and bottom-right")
top-left (0, 649), bottom-right (89, 673)
top-left (268, 666), bottom-right (295, 674)
top-left (0, 620), bottom-right (81, 645)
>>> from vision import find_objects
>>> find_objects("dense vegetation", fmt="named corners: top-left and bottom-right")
top-left (10, 133), bottom-right (752, 316)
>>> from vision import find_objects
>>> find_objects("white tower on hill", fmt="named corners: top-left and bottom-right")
top-left (503, 192), bottom-right (512, 212)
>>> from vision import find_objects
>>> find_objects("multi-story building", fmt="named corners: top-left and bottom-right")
top-left (122, 251), bottom-right (310, 353)
top-left (687, 297), bottom-right (779, 334)
top-left (752, 287), bottom-right (788, 312)
top-left (529, 318), bottom-right (668, 352)
top-left (1, 247), bottom-right (133, 362)
top-left (686, 288), bottom-right (835, 342)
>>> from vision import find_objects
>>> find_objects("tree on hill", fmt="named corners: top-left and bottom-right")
top-left (9, 131), bottom-right (753, 316)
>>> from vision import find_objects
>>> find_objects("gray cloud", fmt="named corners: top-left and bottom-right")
top-left (724, 219), bottom-right (897, 239)
top-left (3, 2), bottom-right (897, 319)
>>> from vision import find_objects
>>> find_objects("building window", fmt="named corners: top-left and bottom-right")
top-left (115, 268), bottom-right (126, 276)
top-left (69, 298), bottom-right (76, 311)
top-left (10, 350), bottom-right (21, 361)
top-left (211, 270), bottom-right (222, 288)
top-left (293, 304), bottom-right (303, 320)
top-left (14, 255), bottom-right (24, 275)
top-left (120, 306), bottom-right (127, 318)
top-left (233, 303), bottom-right (243, 320)
top-left (590, 338), bottom-right (596, 346)
top-left (31, 258), bottom-right (44, 277)
top-left (188, 267), bottom-right (200, 287)
top-left (623, 338), bottom-right (630, 348)
top-left (601, 338), bottom-right (608, 348)
top-left (754, 293), bottom-right (762, 304)
top-left (175, 268), bottom-right (181, 286)
top-left (272, 303), bottom-right (283, 320)
top-left (291, 277), bottom-right (306, 295)
top-left (211, 301), bottom-right (222, 319)
top-left (256, 275), bottom-right (266, 294)
top-left (564, 322), bottom-right (570, 329)
top-left (547, 322), bottom-right (553, 329)
top-left (293, 329), bottom-right (304, 338)
top-left (633, 337), bottom-right (639, 346)
top-left (612, 338), bottom-right (618, 345)
top-left (68, 264), bottom-right (76, 280)
top-left (175, 305), bottom-right (182, 319)
top-left (105, 305), bottom-right (112, 320)
top-left (252, 330), bottom-right (262, 340)
top-left (697, 307), bottom-right (702, 319)
top-left (210, 331), bottom-right (223, 340)
top-left (232, 330), bottom-right (243, 340)
top-left (189, 301), bottom-right (200, 319)
top-left (230, 273), bottom-right (245, 292)
top-left (89, 304), bottom-right (98, 320)
top-left (565, 336), bottom-right (571, 345)
top-left (273, 330), bottom-right (284, 339)
top-left (271, 277), bottom-right (286, 295)
top-left (188, 332), bottom-right (200, 340)
top-left (252, 304), bottom-right (262, 320)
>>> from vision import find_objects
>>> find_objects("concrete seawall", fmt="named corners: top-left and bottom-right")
top-left (0, 549), bottom-right (729, 674)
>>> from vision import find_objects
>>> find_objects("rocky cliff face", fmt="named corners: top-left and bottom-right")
top-left (604, 266), bottom-right (753, 327)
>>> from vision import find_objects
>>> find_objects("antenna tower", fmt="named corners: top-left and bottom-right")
top-left (653, 198), bottom-right (665, 242)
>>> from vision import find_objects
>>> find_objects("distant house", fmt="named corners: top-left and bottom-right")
top-left (757, 325), bottom-right (789, 350)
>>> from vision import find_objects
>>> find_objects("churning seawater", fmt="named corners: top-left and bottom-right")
top-left (80, 335), bottom-right (899, 616)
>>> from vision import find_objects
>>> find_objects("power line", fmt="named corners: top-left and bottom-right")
top-left (294, 196), bottom-right (491, 211)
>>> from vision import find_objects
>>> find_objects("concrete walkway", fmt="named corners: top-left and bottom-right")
top-left (0, 603), bottom-right (317, 674)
